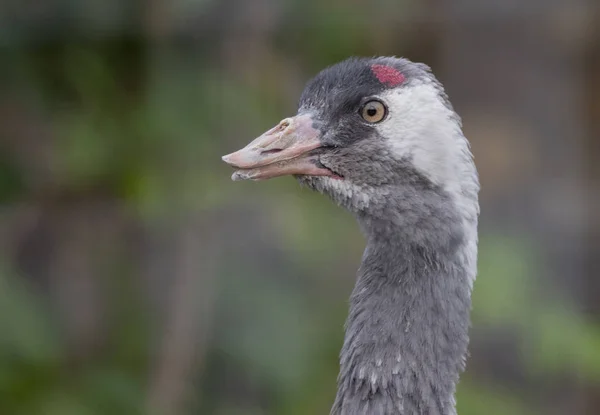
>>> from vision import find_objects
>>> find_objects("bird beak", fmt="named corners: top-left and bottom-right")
top-left (222, 113), bottom-right (336, 181)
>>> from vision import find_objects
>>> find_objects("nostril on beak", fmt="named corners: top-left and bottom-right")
top-left (272, 119), bottom-right (290, 133)
top-left (260, 149), bottom-right (283, 155)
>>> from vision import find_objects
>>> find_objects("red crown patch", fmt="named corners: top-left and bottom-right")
top-left (371, 64), bottom-right (405, 87)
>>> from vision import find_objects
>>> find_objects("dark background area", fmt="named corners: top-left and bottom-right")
top-left (1, 0), bottom-right (599, 414)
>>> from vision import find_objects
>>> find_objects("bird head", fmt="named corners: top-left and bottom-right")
top-left (223, 57), bottom-right (477, 215)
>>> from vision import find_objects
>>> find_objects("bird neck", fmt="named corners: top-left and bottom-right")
top-left (332, 215), bottom-right (473, 415)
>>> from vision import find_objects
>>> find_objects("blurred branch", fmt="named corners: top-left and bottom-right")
top-left (146, 218), bottom-right (219, 415)
top-left (0, 202), bottom-right (42, 264)
top-left (142, 0), bottom-right (172, 43)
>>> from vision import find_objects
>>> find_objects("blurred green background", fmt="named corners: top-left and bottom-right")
top-left (1, 0), bottom-right (600, 414)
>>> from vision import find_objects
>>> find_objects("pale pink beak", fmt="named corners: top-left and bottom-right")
top-left (222, 113), bottom-right (336, 181)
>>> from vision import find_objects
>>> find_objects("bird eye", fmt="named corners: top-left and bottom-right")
top-left (360, 100), bottom-right (387, 123)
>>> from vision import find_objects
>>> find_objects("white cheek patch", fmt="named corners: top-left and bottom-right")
top-left (377, 82), bottom-right (480, 287)
top-left (376, 82), bottom-right (467, 195)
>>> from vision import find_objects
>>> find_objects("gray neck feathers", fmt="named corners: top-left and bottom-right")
top-left (331, 184), bottom-right (475, 415)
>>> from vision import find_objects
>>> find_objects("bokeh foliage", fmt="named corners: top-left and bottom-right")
top-left (1, 1), bottom-right (599, 414)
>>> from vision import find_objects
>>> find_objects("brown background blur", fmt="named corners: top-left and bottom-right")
top-left (1, 0), bottom-right (599, 414)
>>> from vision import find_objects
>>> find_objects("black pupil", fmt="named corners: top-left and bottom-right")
top-left (367, 107), bottom-right (377, 117)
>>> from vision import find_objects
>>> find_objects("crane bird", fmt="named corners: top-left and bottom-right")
top-left (222, 56), bottom-right (480, 415)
